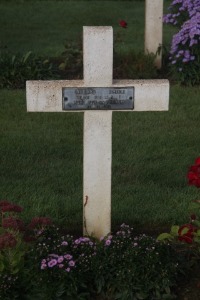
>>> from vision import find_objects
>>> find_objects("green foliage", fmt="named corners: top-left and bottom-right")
top-left (0, 46), bottom-right (159, 89)
top-left (0, 200), bottom-right (53, 299)
top-left (114, 50), bottom-right (158, 79)
top-left (0, 43), bottom-right (159, 89)
top-left (0, 202), bottom-right (26, 299)
top-left (58, 41), bottom-right (83, 79)
top-left (23, 224), bottom-right (179, 300)
top-left (0, 51), bottom-right (55, 89)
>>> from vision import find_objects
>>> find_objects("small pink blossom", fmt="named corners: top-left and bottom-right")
top-left (61, 241), bottom-right (68, 246)
top-left (69, 260), bottom-right (75, 267)
top-left (64, 254), bottom-right (72, 260)
top-left (48, 259), bottom-right (57, 268)
top-left (105, 239), bottom-right (111, 246)
top-left (57, 256), bottom-right (64, 263)
top-left (66, 267), bottom-right (70, 272)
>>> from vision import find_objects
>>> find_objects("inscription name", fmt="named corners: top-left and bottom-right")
top-left (62, 87), bottom-right (134, 110)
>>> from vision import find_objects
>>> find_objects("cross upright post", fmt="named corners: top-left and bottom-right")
top-left (145, 0), bottom-right (163, 68)
top-left (26, 26), bottom-right (169, 239)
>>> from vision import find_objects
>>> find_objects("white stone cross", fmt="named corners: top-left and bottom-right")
top-left (26, 26), bottom-right (169, 239)
top-left (145, 0), bottom-right (163, 68)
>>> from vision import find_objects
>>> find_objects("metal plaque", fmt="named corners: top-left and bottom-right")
top-left (62, 87), bottom-right (134, 110)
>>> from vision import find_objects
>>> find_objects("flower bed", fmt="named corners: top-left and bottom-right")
top-left (0, 201), bottom-right (181, 300)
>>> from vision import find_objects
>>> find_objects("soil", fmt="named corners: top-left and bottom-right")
top-left (175, 267), bottom-right (200, 300)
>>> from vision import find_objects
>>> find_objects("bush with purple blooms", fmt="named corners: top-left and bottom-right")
top-left (163, 0), bottom-right (200, 85)
top-left (0, 201), bottom-right (187, 299)
top-left (25, 224), bottom-right (181, 300)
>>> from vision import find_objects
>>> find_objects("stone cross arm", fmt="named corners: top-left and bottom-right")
top-left (26, 79), bottom-right (169, 112)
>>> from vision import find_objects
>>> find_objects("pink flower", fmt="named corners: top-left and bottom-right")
top-left (105, 239), bottom-right (111, 246)
top-left (68, 260), bottom-right (75, 267)
top-left (61, 241), bottom-right (68, 246)
top-left (58, 264), bottom-right (64, 268)
top-left (48, 259), bottom-right (57, 268)
top-left (57, 256), bottom-right (64, 263)
top-left (41, 264), bottom-right (47, 270)
top-left (65, 268), bottom-right (70, 272)
top-left (64, 254), bottom-right (72, 260)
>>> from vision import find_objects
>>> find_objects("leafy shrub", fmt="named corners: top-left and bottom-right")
top-left (114, 50), bottom-right (158, 79)
top-left (0, 200), bottom-right (52, 300)
top-left (0, 199), bottom-right (186, 299)
top-left (27, 224), bottom-right (180, 300)
top-left (157, 157), bottom-right (200, 269)
top-left (0, 51), bottom-right (55, 89)
top-left (57, 40), bottom-right (83, 79)
top-left (163, 0), bottom-right (200, 85)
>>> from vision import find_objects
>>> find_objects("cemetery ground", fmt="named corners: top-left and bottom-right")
top-left (1, 0), bottom-right (200, 299)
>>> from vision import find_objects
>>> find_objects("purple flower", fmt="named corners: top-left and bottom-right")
top-left (64, 254), bottom-right (72, 260)
top-left (80, 237), bottom-right (90, 242)
top-left (49, 254), bottom-right (59, 258)
top-left (41, 259), bottom-right (46, 264)
top-left (105, 239), bottom-right (111, 246)
top-left (57, 256), bottom-right (64, 263)
top-left (68, 260), bottom-right (75, 267)
top-left (74, 239), bottom-right (80, 245)
top-left (61, 241), bottom-right (68, 246)
top-left (65, 267), bottom-right (70, 272)
top-left (48, 259), bottom-right (57, 268)
top-left (41, 264), bottom-right (47, 270)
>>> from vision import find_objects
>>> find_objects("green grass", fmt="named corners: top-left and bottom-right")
top-left (1, 86), bottom-right (200, 233)
top-left (0, 0), bottom-right (198, 234)
top-left (0, 0), bottom-right (174, 56)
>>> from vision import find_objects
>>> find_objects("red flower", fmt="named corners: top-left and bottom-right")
top-left (1, 204), bottom-right (23, 213)
top-left (195, 157), bottom-right (200, 166)
top-left (0, 232), bottom-right (17, 250)
top-left (28, 217), bottom-right (52, 230)
top-left (119, 20), bottom-right (127, 28)
top-left (187, 157), bottom-right (200, 188)
top-left (0, 200), bottom-right (12, 207)
top-left (23, 235), bottom-right (36, 243)
top-left (2, 216), bottom-right (24, 231)
top-left (178, 223), bottom-right (197, 244)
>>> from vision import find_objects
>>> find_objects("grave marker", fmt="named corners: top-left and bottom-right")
top-left (26, 26), bottom-right (169, 239)
top-left (145, 0), bottom-right (163, 68)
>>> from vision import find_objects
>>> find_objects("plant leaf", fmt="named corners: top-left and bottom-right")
top-left (170, 225), bottom-right (179, 236)
top-left (157, 233), bottom-right (173, 241)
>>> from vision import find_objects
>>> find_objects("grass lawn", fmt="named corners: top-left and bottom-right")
top-left (1, 85), bottom-right (200, 233)
top-left (0, 0), bottom-right (175, 56)
top-left (0, 1), bottom-right (200, 234)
